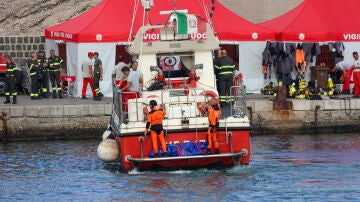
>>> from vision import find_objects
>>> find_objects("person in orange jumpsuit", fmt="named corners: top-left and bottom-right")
top-left (145, 100), bottom-right (168, 157)
top-left (206, 99), bottom-right (221, 154)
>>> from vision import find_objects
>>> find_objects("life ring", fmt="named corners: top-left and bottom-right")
top-left (143, 95), bottom-right (160, 115)
top-left (197, 90), bottom-right (219, 113)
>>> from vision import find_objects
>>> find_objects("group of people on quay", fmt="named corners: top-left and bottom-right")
top-left (0, 49), bottom-right (65, 104)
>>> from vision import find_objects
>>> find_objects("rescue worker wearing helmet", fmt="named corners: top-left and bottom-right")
top-left (206, 98), bottom-right (221, 154)
top-left (145, 100), bottom-right (168, 157)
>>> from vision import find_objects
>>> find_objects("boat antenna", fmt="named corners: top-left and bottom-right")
top-left (210, 0), bottom-right (215, 22)
top-left (174, 0), bottom-right (176, 11)
top-left (141, 0), bottom-right (154, 25)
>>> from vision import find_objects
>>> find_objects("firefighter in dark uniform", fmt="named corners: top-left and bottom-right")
top-left (37, 50), bottom-right (49, 98)
top-left (28, 53), bottom-right (41, 100)
top-left (4, 55), bottom-right (18, 104)
top-left (48, 49), bottom-right (64, 98)
top-left (92, 52), bottom-right (103, 101)
top-left (214, 49), bottom-right (235, 105)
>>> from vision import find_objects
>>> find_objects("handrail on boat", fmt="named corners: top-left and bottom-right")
top-left (126, 149), bottom-right (247, 162)
top-left (229, 84), bottom-right (247, 118)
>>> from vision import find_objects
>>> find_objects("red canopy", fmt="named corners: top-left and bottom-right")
top-left (259, 0), bottom-right (360, 42)
top-left (45, 0), bottom-right (275, 43)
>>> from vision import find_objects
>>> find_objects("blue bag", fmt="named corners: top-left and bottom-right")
top-left (166, 144), bottom-right (180, 157)
top-left (181, 142), bottom-right (201, 156)
top-left (196, 141), bottom-right (208, 154)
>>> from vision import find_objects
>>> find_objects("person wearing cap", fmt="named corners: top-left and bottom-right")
top-left (37, 50), bottom-right (49, 98)
top-left (4, 55), bottom-right (18, 104)
top-left (144, 100), bottom-right (168, 157)
top-left (92, 52), bottom-right (103, 101)
top-left (48, 49), bottom-right (64, 98)
top-left (81, 52), bottom-right (96, 99)
top-left (28, 53), bottom-right (42, 100)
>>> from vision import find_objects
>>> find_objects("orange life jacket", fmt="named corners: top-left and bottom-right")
top-left (208, 106), bottom-right (221, 127)
top-left (148, 109), bottom-right (165, 125)
top-left (146, 107), bottom-right (166, 133)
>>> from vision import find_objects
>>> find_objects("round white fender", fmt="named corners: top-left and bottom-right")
top-left (97, 139), bottom-right (119, 163)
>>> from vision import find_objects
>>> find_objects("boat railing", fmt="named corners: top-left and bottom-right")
top-left (112, 89), bottom-right (123, 132)
top-left (230, 84), bottom-right (247, 118)
top-left (160, 88), bottom-right (207, 113)
top-left (112, 90), bottom-right (141, 125)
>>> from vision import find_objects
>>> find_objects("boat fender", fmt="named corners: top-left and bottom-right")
top-left (197, 90), bottom-right (218, 113)
top-left (97, 139), bottom-right (119, 163)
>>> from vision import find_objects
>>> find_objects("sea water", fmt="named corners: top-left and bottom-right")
top-left (0, 133), bottom-right (359, 201)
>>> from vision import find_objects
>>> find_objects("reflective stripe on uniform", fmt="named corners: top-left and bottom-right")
top-left (215, 65), bottom-right (235, 70)
top-left (218, 71), bottom-right (234, 75)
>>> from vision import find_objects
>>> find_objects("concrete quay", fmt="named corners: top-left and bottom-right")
top-left (0, 94), bottom-right (359, 141)
top-left (246, 94), bottom-right (360, 135)
top-left (0, 95), bottom-right (112, 141)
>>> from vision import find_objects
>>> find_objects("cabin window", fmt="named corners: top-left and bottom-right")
top-left (156, 52), bottom-right (194, 78)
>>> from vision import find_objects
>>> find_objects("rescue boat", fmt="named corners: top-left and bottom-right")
top-left (97, 3), bottom-right (251, 172)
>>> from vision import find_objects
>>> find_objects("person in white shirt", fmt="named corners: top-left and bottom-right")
top-left (81, 52), bottom-right (96, 99)
top-left (127, 61), bottom-right (143, 93)
top-left (118, 61), bottom-right (143, 112)
top-left (352, 51), bottom-right (360, 97)
top-left (112, 55), bottom-right (127, 86)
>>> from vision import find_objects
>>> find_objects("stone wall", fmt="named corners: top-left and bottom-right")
top-left (247, 98), bottom-right (360, 135)
top-left (0, 36), bottom-right (45, 66)
top-left (1, 98), bottom-right (360, 140)
top-left (0, 103), bottom-right (112, 140)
